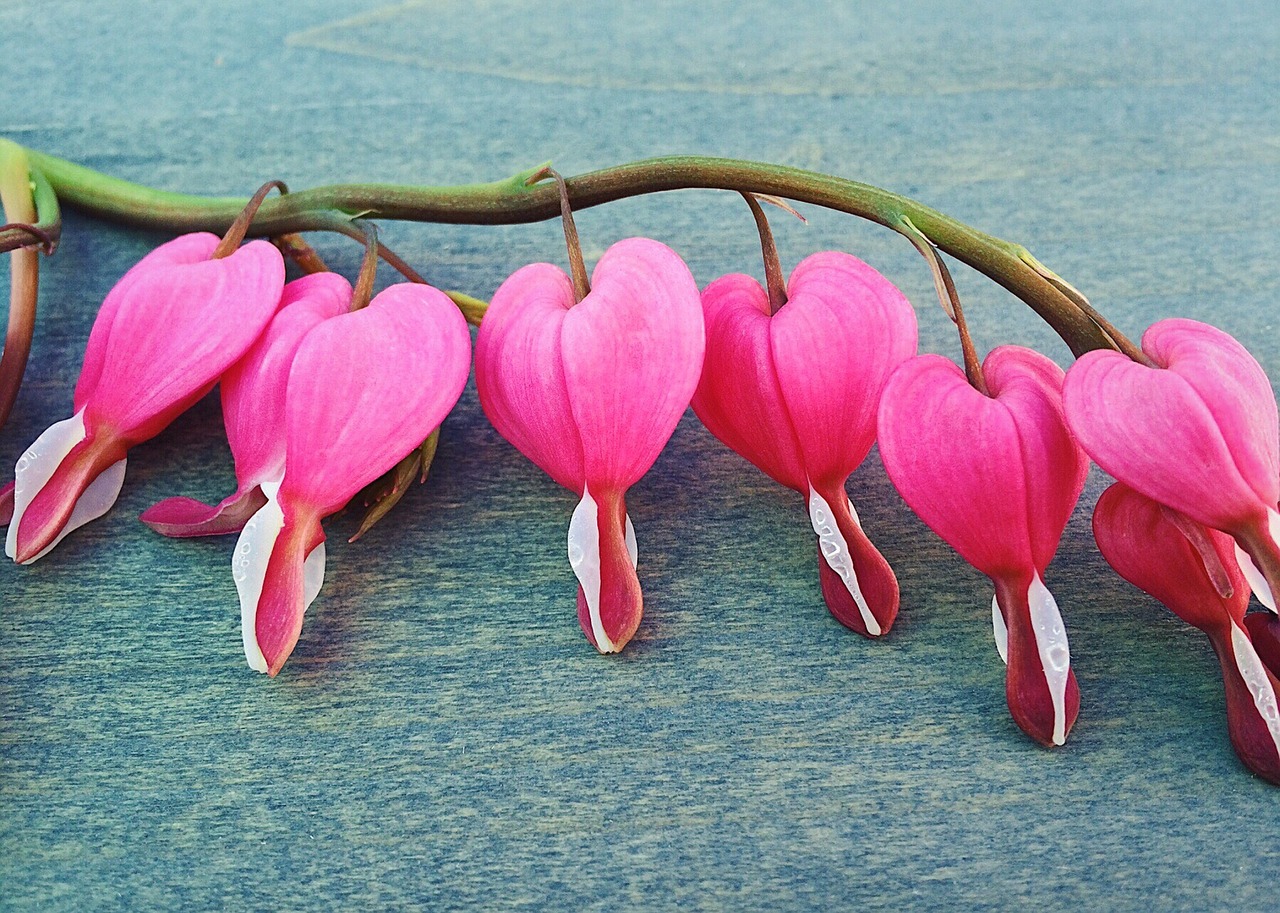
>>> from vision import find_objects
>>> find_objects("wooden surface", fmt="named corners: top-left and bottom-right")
top-left (2, 1), bottom-right (1278, 909)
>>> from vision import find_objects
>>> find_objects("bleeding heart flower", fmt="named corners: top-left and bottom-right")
top-left (1063, 319), bottom-right (1280, 616)
top-left (691, 251), bottom-right (916, 636)
top-left (475, 237), bottom-right (704, 653)
top-left (6, 232), bottom-right (284, 564)
top-left (140, 272), bottom-right (352, 537)
top-left (877, 345), bottom-right (1088, 747)
top-left (1093, 482), bottom-right (1280, 784)
top-left (235, 282), bottom-right (472, 675)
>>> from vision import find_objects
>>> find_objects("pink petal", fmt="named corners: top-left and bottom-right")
top-left (0, 481), bottom-right (12, 526)
top-left (1063, 318), bottom-right (1279, 535)
top-left (231, 495), bottom-right (326, 676)
top-left (878, 355), bottom-right (1033, 577)
top-left (279, 282), bottom-right (471, 517)
top-left (691, 274), bottom-right (807, 491)
top-left (139, 486), bottom-right (269, 538)
top-left (770, 251), bottom-right (917, 490)
top-left (84, 238), bottom-right (284, 443)
top-left (221, 272), bottom-right (352, 490)
top-left (562, 238), bottom-right (704, 490)
top-left (879, 348), bottom-right (1084, 578)
top-left (983, 347), bottom-right (1089, 572)
top-left (1092, 482), bottom-right (1247, 633)
top-left (474, 263), bottom-right (584, 491)
top-left (75, 233), bottom-right (221, 409)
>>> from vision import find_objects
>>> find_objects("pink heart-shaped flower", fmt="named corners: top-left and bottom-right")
top-left (476, 237), bottom-right (704, 653)
top-left (878, 345), bottom-right (1087, 747)
top-left (691, 251), bottom-right (916, 636)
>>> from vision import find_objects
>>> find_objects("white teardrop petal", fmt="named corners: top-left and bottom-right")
top-left (992, 594), bottom-right (1009, 664)
top-left (1028, 573), bottom-right (1071, 746)
top-left (1234, 542), bottom-right (1276, 612)
top-left (7, 410), bottom-right (126, 564)
top-left (1230, 622), bottom-right (1280, 755)
top-left (624, 514), bottom-right (638, 570)
top-left (567, 484), bottom-right (615, 653)
top-left (232, 497), bottom-right (285, 673)
top-left (807, 485), bottom-right (879, 636)
top-left (302, 541), bottom-right (326, 609)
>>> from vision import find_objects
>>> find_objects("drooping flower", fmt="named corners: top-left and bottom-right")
top-left (475, 238), bottom-right (704, 653)
top-left (691, 251), bottom-right (916, 636)
top-left (6, 233), bottom-right (284, 563)
top-left (1093, 482), bottom-right (1280, 783)
top-left (877, 346), bottom-right (1088, 746)
top-left (1063, 318), bottom-right (1280, 614)
top-left (235, 282), bottom-right (472, 675)
top-left (140, 272), bottom-right (352, 537)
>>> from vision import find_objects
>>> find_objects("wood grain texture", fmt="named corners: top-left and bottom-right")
top-left (2, 1), bottom-right (1278, 909)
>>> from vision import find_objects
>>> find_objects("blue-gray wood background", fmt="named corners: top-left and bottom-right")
top-left (2, 1), bottom-right (1277, 909)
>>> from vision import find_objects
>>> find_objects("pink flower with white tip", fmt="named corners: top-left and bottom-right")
top-left (6, 232), bottom-right (284, 563)
top-left (475, 237), bottom-right (705, 653)
top-left (1064, 318), bottom-right (1280, 622)
top-left (878, 346), bottom-right (1088, 747)
top-left (140, 271), bottom-right (353, 537)
top-left (691, 251), bottom-right (916, 637)
top-left (234, 283), bottom-right (472, 676)
top-left (1093, 482), bottom-right (1280, 784)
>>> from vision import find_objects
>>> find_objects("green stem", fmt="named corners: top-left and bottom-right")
top-left (0, 140), bottom-right (41, 431)
top-left (19, 146), bottom-right (1113, 354)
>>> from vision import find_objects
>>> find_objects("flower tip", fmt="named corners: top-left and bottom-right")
top-left (140, 488), bottom-right (268, 538)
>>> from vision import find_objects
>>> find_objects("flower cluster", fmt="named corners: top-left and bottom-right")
top-left (7, 211), bottom-right (1280, 784)
top-left (5, 232), bottom-right (471, 676)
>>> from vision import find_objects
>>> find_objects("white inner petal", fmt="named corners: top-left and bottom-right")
top-left (567, 484), bottom-right (616, 653)
top-left (1230, 621), bottom-right (1280, 756)
top-left (991, 594), bottom-right (1009, 664)
top-left (624, 514), bottom-right (638, 570)
top-left (1233, 544), bottom-right (1274, 610)
top-left (1028, 573), bottom-right (1072, 746)
top-left (7, 410), bottom-right (126, 564)
top-left (232, 494), bottom-right (328, 674)
top-left (303, 541), bottom-right (327, 608)
top-left (1234, 508), bottom-right (1280, 614)
top-left (233, 498), bottom-right (284, 673)
top-left (806, 485), bottom-right (879, 636)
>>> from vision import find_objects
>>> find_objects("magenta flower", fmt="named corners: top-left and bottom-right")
top-left (1063, 318), bottom-right (1280, 613)
top-left (475, 238), bottom-right (704, 653)
top-left (1093, 482), bottom-right (1280, 783)
top-left (691, 251), bottom-right (916, 636)
top-left (140, 272), bottom-right (352, 537)
top-left (877, 346), bottom-right (1088, 746)
top-left (6, 233), bottom-right (284, 563)
top-left (235, 283), bottom-right (471, 675)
